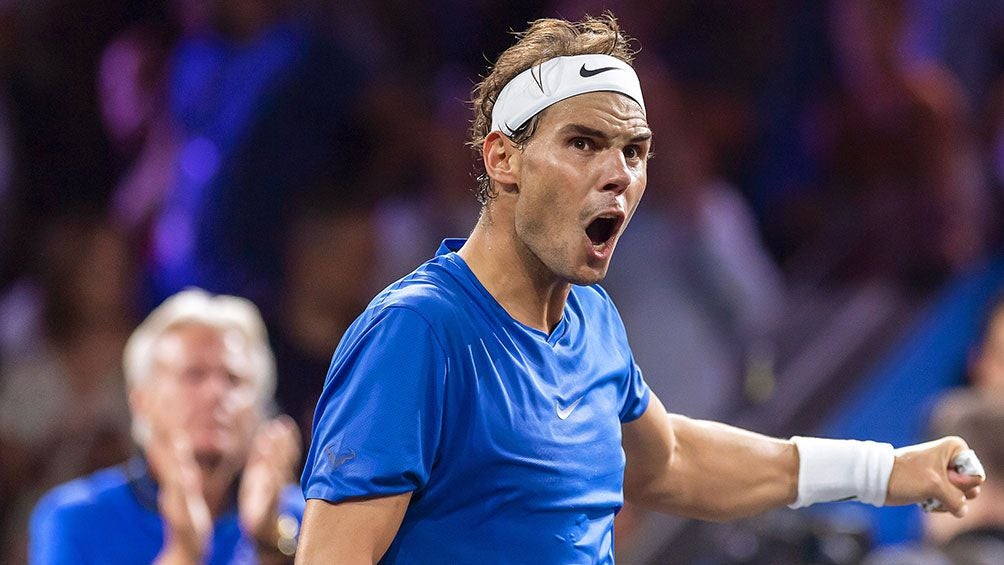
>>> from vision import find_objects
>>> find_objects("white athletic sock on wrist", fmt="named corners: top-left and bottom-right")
top-left (788, 436), bottom-right (895, 509)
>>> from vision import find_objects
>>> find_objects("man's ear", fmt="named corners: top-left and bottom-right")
top-left (483, 131), bottom-right (520, 190)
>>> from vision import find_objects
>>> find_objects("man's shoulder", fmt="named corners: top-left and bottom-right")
top-left (32, 466), bottom-right (133, 526)
top-left (30, 464), bottom-right (163, 563)
top-left (368, 257), bottom-right (469, 322)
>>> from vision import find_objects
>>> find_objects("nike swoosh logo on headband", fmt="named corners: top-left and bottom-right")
top-left (579, 64), bottom-right (619, 78)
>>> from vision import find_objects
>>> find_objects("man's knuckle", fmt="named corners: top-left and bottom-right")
top-left (946, 435), bottom-right (966, 448)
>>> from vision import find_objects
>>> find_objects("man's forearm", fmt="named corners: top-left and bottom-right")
top-left (626, 414), bottom-right (798, 521)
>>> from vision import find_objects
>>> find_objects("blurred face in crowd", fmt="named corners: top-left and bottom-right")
top-left (98, 34), bottom-right (154, 151)
top-left (133, 323), bottom-right (260, 467)
top-left (973, 307), bottom-right (1004, 392)
top-left (500, 91), bottom-right (651, 285)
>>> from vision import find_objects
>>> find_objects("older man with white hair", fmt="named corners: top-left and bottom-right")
top-left (30, 288), bottom-right (303, 564)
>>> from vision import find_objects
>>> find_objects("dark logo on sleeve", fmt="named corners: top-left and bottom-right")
top-left (324, 445), bottom-right (357, 470)
top-left (579, 64), bottom-right (619, 78)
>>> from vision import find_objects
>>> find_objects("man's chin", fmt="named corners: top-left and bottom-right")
top-left (567, 263), bottom-right (610, 286)
top-left (568, 275), bottom-right (606, 286)
top-left (192, 448), bottom-right (225, 469)
top-left (191, 435), bottom-right (235, 468)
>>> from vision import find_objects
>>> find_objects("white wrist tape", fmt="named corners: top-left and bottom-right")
top-left (788, 436), bottom-right (895, 509)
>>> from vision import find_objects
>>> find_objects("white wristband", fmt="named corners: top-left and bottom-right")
top-left (788, 436), bottom-right (895, 509)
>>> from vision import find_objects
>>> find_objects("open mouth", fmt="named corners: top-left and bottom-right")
top-left (585, 215), bottom-right (621, 246)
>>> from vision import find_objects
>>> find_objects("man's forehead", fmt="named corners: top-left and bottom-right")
top-left (543, 91), bottom-right (650, 133)
top-left (153, 323), bottom-right (248, 364)
top-left (158, 323), bottom-right (222, 346)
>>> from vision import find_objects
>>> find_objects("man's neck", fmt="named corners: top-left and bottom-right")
top-left (459, 214), bottom-right (570, 334)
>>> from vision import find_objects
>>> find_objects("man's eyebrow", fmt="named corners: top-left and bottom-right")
top-left (558, 124), bottom-right (610, 139)
top-left (558, 123), bottom-right (652, 143)
top-left (629, 131), bottom-right (653, 143)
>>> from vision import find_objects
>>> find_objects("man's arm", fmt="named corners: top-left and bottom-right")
top-left (295, 493), bottom-right (411, 564)
top-left (298, 308), bottom-right (445, 562)
top-left (622, 393), bottom-right (797, 521)
top-left (622, 392), bottom-right (983, 522)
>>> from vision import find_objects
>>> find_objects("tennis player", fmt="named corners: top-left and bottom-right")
top-left (297, 14), bottom-right (983, 564)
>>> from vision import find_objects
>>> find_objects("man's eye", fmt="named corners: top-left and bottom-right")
top-left (572, 138), bottom-right (591, 150)
top-left (624, 146), bottom-right (639, 160)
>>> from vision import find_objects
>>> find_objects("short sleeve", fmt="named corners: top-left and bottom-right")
top-left (301, 307), bottom-right (447, 502)
top-left (618, 359), bottom-right (651, 423)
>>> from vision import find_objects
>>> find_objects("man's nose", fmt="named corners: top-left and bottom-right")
top-left (600, 149), bottom-right (631, 194)
top-left (201, 371), bottom-right (231, 403)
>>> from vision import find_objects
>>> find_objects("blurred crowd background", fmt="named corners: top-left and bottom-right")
top-left (1, 0), bottom-right (1003, 563)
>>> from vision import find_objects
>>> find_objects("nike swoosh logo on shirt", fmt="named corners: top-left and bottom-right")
top-left (556, 397), bottom-right (584, 420)
top-left (579, 64), bottom-right (619, 78)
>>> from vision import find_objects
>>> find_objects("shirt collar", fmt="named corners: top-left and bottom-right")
top-left (436, 238), bottom-right (466, 256)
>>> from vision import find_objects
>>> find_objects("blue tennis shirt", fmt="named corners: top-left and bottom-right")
top-left (30, 457), bottom-right (304, 564)
top-left (302, 239), bottom-right (652, 563)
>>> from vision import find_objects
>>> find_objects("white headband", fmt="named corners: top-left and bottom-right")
top-left (490, 54), bottom-right (646, 137)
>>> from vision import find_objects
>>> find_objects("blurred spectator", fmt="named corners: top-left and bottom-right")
top-left (792, 0), bottom-right (990, 289)
top-left (29, 289), bottom-right (303, 564)
top-left (270, 151), bottom-right (476, 439)
top-left (146, 0), bottom-right (366, 320)
top-left (367, 70), bottom-right (481, 286)
top-left (2, 0), bottom-right (141, 289)
top-left (981, 82), bottom-right (1004, 248)
top-left (0, 219), bottom-right (135, 563)
top-left (904, 0), bottom-right (1004, 116)
top-left (326, 0), bottom-right (543, 83)
top-left (924, 390), bottom-right (1004, 549)
top-left (864, 389), bottom-right (1004, 564)
top-left (99, 24), bottom-right (172, 160)
top-left (269, 71), bottom-right (478, 437)
top-left (968, 294), bottom-right (1004, 393)
top-left (274, 193), bottom-right (381, 438)
top-left (100, 23), bottom-right (180, 240)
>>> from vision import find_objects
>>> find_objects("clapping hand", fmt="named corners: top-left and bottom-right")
top-left (148, 432), bottom-right (212, 565)
top-left (238, 416), bottom-right (302, 553)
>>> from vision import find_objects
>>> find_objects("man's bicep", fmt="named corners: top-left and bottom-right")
top-left (296, 493), bottom-right (412, 564)
top-left (621, 392), bottom-right (675, 502)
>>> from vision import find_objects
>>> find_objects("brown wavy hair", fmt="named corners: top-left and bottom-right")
top-left (468, 13), bottom-right (637, 206)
